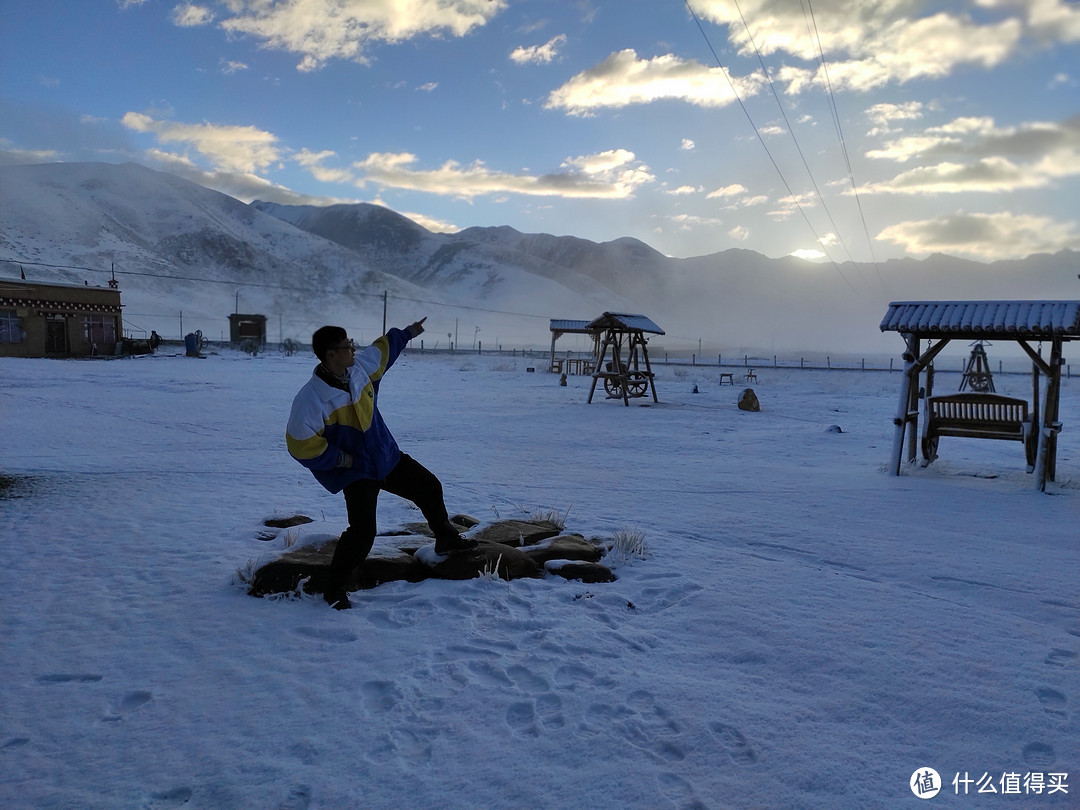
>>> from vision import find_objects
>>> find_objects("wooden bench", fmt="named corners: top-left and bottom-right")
top-left (719, 372), bottom-right (734, 385)
top-left (921, 393), bottom-right (1037, 470)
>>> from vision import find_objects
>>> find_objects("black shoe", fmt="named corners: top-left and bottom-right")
top-left (434, 535), bottom-right (479, 555)
top-left (325, 590), bottom-right (352, 610)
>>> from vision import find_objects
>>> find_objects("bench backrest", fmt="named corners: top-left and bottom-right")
top-left (928, 394), bottom-right (1028, 425)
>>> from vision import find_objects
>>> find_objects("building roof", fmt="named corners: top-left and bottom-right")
top-left (549, 319), bottom-right (593, 333)
top-left (586, 312), bottom-right (665, 335)
top-left (880, 300), bottom-right (1080, 339)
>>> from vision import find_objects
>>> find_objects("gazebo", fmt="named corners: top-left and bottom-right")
top-left (548, 319), bottom-right (598, 374)
top-left (880, 300), bottom-right (1080, 491)
top-left (586, 312), bottom-right (664, 406)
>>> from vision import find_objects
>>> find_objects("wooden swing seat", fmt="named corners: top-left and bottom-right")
top-left (922, 392), bottom-right (1037, 469)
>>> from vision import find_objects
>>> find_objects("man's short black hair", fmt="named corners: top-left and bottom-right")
top-left (312, 325), bottom-right (347, 361)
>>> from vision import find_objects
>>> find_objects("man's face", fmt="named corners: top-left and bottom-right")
top-left (324, 338), bottom-right (356, 373)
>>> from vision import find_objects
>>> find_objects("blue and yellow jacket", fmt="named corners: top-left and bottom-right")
top-left (286, 328), bottom-right (412, 493)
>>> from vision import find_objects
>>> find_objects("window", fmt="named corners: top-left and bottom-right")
top-left (0, 309), bottom-right (24, 343)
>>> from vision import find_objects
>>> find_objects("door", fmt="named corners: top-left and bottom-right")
top-left (45, 316), bottom-right (69, 354)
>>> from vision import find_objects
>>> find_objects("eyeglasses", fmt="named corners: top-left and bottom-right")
top-left (329, 340), bottom-right (356, 353)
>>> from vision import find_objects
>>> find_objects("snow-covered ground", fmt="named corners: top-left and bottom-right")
top-left (1, 346), bottom-right (1077, 809)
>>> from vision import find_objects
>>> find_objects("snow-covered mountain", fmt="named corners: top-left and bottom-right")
top-left (2, 161), bottom-right (1076, 352)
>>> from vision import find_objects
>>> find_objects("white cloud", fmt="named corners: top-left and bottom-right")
top-left (706, 184), bottom-right (747, 199)
top-left (692, 0), bottom-right (1023, 93)
top-left (664, 185), bottom-right (701, 196)
top-left (171, 3), bottom-right (213, 27)
top-left (218, 0), bottom-right (507, 71)
top-left (295, 149), bottom-right (354, 184)
top-left (121, 112), bottom-right (282, 173)
top-left (680, 139), bottom-right (695, 151)
top-left (417, 82), bottom-right (438, 93)
top-left (0, 143), bottom-right (60, 165)
top-left (351, 148), bottom-right (654, 200)
top-left (510, 34), bottom-right (566, 65)
top-left (220, 59), bottom-right (248, 75)
top-left (544, 49), bottom-right (764, 115)
top-left (142, 148), bottom-right (351, 206)
top-left (877, 211), bottom-right (1080, 259)
top-left (862, 115), bottom-right (1080, 193)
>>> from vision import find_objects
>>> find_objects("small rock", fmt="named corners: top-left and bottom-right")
top-left (737, 388), bottom-right (761, 412)
top-left (264, 514), bottom-right (314, 529)
top-left (522, 534), bottom-right (603, 565)
top-left (418, 540), bottom-right (541, 581)
top-left (544, 560), bottom-right (616, 583)
top-left (471, 519), bottom-right (561, 548)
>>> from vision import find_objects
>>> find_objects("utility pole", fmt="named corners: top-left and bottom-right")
top-left (382, 290), bottom-right (387, 335)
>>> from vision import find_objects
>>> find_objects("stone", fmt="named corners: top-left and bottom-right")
top-left (419, 539), bottom-right (541, 581)
top-left (247, 518), bottom-right (613, 598)
top-left (544, 561), bottom-right (616, 583)
top-left (249, 538), bottom-right (336, 597)
top-left (471, 519), bottom-right (561, 547)
top-left (826, 424), bottom-right (843, 433)
top-left (738, 388), bottom-right (761, 412)
top-left (521, 534), bottom-right (603, 565)
top-left (400, 516), bottom-right (477, 537)
top-left (264, 514), bottom-right (314, 529)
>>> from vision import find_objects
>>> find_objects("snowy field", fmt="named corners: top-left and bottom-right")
top-left (1, 346), bottom-right (1077, 809)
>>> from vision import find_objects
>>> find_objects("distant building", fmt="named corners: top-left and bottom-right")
top-left (0, 278), bottom-right (123, 358)
top-left (228, 313), bottom-right (267, 345)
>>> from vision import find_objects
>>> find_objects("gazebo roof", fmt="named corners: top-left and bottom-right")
top-left (880, 300), bottom-right (1080, 339)
top-left (586, 312), bottom-right (665, 335)
top-left (549, 319), bottom-right (593, 333)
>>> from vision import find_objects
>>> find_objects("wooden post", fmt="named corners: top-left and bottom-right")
top-left (1034, 339), bottom-right (1065, 490)
top-left (890, 334), bottom-right (919, 475)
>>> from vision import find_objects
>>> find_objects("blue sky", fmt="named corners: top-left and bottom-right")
top-left (2, 0), bottom-right (1079, 264)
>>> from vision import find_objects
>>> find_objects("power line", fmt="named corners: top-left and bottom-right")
top-left (684, 0), bottom-right (863, 295)
top-left (0, 258), bottom-right (552, 321)
top-left (802, 0), bottom-right (884, 291)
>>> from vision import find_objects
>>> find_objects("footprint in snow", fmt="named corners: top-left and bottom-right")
top-left (276, 783), bottom-right (312, 810)
top-left (291, 625), bottom-right (358, 644)
top-left (36, 673), bottom-right (104, 684)
top-left (1035, 686), bottom-right (1067, 720)
top-left (144, 786), bottom-right (194, 809)
top-left (103, 690), bottom-right (153, 722)
top-left (1044, 648), bottom-right (1078, 668)
top-left (709, 722), bottom-right (758, 765)
top-left (1023, 741), bottom-right (1056, 769)
top-left (360, 680), bottom-right (402, 714)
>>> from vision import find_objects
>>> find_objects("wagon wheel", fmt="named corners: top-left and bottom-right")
top-left (194, 329), bottom-right (208, 350)
top-left (280, 338), bottom-right (299, 356)
top-left (1024, 420), bottom-right (1038, 471)
top-left (626, 371), bottom-right (649, 398)
top-left (920, 435), bottom-right (939, 466)
top-left (603, 376), bottom-right (624, 398)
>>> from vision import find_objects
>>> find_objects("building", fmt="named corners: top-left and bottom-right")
top-left (0, 278), bottom-right (123, 358)
top-left (228, 313), bottom-right (267, 345)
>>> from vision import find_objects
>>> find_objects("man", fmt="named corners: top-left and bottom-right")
top-left (286, 318), bottom-right (476, 609)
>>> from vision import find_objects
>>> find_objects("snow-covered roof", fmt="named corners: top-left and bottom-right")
top-left (586, 312), bottom-right (665, 335)
top-left (880, 300), bottom-right (1080, 338)
top-left (549, 319), bottom-right (593, 333)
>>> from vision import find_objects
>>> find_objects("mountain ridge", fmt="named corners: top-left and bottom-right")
top-left (2, 161), bottom-right (1076, 352)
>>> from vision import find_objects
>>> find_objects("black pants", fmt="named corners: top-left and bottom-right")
top-left (326, 453), bottom-right (457, 592)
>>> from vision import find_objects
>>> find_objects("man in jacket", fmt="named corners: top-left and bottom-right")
top-left (286, 318), bottom-right (476, 609)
